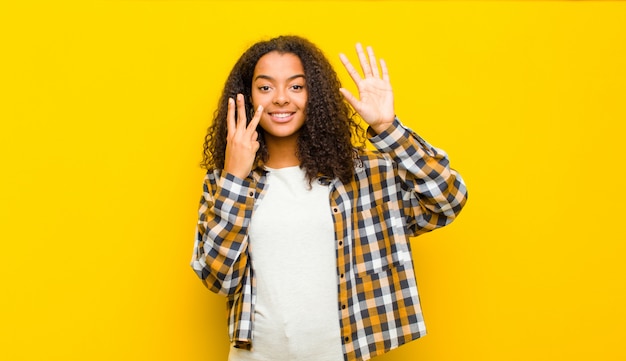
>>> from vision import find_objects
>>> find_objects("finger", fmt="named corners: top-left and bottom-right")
top-left (250, 131), bottom-right (259, 147)
top-left (380, 58), bottom-right (390, 83)
top-left (226, 97), bottom-right (236, 138)
top-left (236, 93), bottom-right (247, 130)
top-left (246, 105), bottom-right (263, 137)
top-left (367, 46), bottom-right (380, 79)
top-left (251, 138), bottom-right (260, 154)
top-left (339, 87), bottom-right (360, 111)
top-left (355, 43), bottom-right (372, 78)
top-left (339, 53), bottom-right (362, 86)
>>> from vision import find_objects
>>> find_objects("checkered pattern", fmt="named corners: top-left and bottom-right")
top-left (191, 118), bottom-right (468, 360)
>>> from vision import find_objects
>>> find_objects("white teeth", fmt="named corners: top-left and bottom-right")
top-left (272, 113), bottom-right (291, 118)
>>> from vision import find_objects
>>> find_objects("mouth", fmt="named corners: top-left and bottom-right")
top-left (268, 112), bottom-right (296, 123)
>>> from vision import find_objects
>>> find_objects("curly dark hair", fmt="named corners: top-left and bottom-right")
top-left (201, 35), bottom-right (366, 184)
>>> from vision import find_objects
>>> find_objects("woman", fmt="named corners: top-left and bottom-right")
top-left (191, 35), bottom-right (468, 361)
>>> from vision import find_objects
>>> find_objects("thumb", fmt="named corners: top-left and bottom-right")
top-left (339, 88), bottom-right (359, 109)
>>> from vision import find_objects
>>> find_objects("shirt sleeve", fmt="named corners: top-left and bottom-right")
top-left (190, 170), bottom-right (256, 295)
top-left (368, 118), bottom-right (468, 236)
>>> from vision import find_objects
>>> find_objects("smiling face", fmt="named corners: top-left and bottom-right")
top-left (251, 51), bottom-right (308, 145)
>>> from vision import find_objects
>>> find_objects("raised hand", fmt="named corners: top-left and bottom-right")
top-left (339, 43), bottom-right (396, 134)
top-left (223, 94), bottom-right (263, 179)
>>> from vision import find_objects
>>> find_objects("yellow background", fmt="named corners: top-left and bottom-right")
top-left (1, 1), bottom-right (625, 360)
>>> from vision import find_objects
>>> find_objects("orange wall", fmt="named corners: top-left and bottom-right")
top-left (1, 1), bottom-right (625, 360)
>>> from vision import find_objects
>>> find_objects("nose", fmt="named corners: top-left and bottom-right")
top-left (273, 89), bottom-right (289, 106)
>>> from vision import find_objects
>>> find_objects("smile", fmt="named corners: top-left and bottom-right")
top-left (269, 112), bottom-right (296, 122)
top-left (271, 112), bottom-right (294, 118)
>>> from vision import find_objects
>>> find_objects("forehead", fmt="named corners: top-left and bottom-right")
top-left (253, 51), bottom-right (305, 77)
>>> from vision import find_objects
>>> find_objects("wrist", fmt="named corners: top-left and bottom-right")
top-left (369, 120), bottom-right (395, 135)
top-left (223, 165), bottom-right (250, 180)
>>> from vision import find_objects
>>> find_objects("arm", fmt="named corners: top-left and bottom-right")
top-left (340, 44), bottom-right (467, 234)
top-left (191, 93), bottom-right (263, 295)
top-left (369, 119), bottom-right (468, 235)
top-left (190, 170), bottom-right (256, 296)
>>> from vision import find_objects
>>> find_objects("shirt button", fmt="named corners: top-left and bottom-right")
top-left (332, 207), bottom-right (339, 213)
top-left (340, 273), bottom-right (344, 279)
top-left (341, 304), bottom-right (346, 310)
top-left (248, 191), bottom-right (254, 197)
top-left (344, 336), bottom-right (350, 342)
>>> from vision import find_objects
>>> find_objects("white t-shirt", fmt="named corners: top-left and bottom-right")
top-left (228, 166), bottom-right (344, 361)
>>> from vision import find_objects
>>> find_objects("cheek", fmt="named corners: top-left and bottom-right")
top-left (250, 92), bottom-right (268, 109)
top-left (298, 93), bottom-right (308, 109)
top-left (250, 90), bottom-right (264, 106)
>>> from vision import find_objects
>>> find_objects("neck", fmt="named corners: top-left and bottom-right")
top-left (264, 133), bottom-right (300, 169)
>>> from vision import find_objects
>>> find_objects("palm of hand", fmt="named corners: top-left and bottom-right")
top-left (339, 44), bottom-right (396, 133)
top-left (354, 77), bottom-right (395, 127)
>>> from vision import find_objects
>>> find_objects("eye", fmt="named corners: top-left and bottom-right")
top-left (291, 84), bottom-right (304, 91)
top-left (258, 85), bottom-right (271, 92)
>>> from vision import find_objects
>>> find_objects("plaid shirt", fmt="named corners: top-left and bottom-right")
top-left (191, 118), bottom-right (468, 361)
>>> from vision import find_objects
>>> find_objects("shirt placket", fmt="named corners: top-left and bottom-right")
top-left (329, 183), bottom-right (356, 358)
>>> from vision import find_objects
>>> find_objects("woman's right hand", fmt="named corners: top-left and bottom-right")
top-left (223, 94), bottom-right (263, 179)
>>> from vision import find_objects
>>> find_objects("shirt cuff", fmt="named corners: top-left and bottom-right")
top-left (217, 171), bottom-right (257, 204)
top-left (368, 117), bottom-right (437, 157)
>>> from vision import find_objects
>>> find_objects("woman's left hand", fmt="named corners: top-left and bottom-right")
top-left (339, 43), bottom-right (396, 134)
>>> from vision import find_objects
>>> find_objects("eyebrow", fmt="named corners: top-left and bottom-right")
top-left (253, 74), bottom-right (306, 82)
